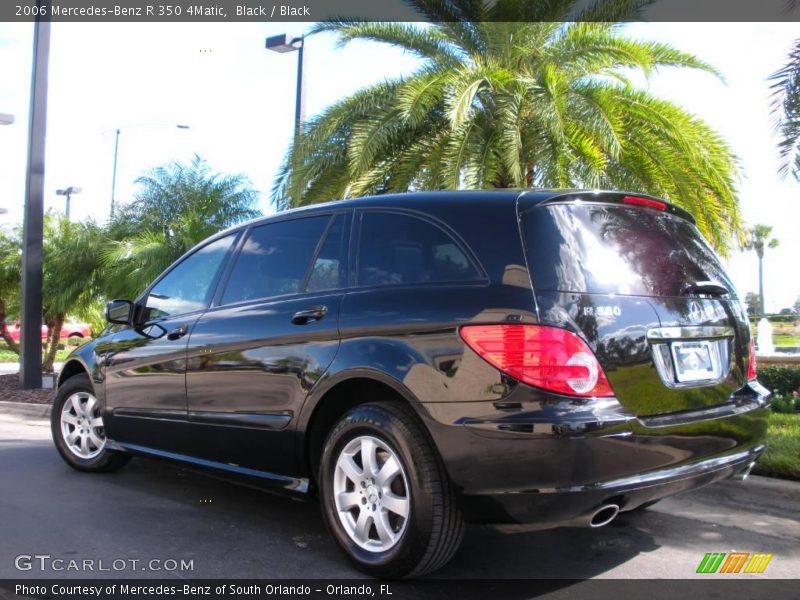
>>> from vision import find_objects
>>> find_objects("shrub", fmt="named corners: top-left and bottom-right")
top-left (758, 365), bottom-right (800, 396)
top-left (771, 394), bottom-right (799, 414)
top-left (758, 360), bottom-right (800, 417)
top-left (749, 314), bottom-right (798, 324)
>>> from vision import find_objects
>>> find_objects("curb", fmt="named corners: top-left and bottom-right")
top-left (0, 400), bottom-right (51, 420)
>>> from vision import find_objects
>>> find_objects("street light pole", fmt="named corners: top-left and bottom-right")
top-left (266, 33), bottom-right (306, 137)
top-left (110, 128), bottom-right (120, 217)
top-left (293, 36), bottom-right (305, 136)
top-left (56, 186), bottom-right (82, 221)
top-left (20, 2), bottom-right (51, 390)
top-left (108, 123), bottom-right (189, 218)
top-left (0, 113), bottom-right (14, 216)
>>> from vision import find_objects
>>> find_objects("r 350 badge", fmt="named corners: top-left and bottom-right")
top-left (583, 306), bottom-right (622, 317)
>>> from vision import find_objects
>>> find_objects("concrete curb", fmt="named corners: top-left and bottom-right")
top-left (0, 400), bottom-right (51, 420)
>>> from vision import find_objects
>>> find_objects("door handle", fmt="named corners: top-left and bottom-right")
top-left (291, 305), bottom-right (328, 325)
top-left (167, 325), bottom-right (188, 340)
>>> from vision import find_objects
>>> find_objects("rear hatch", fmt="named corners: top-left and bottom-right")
top-left (519, 193), bottom-right (752, 417)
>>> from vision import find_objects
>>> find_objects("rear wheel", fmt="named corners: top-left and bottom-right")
top-left (51, 374), bottom-right (131, 472)
top-left (319, 401), bottom-right (463, 578)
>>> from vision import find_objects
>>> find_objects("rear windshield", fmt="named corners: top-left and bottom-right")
top-left (521, 203), bottom-right (737, 298)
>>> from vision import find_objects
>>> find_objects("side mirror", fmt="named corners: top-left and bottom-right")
top-left (105, 299), bottom-right (135, 325)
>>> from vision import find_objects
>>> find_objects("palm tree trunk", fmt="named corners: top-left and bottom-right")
top-left (525, 163), bottom-right (534, 188)
top-left (758, 255), bottom-right (765, 316)
top-left (0, 299), bottom-right (19, 353)
top-left (43, 316), bottom-right (63, 373)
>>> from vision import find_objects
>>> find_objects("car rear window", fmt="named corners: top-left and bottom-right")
top-left (521, 203), bottom-right (737, 298)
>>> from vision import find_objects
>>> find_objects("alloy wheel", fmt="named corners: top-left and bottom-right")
top-left (60, 392), bottom-right (106, 459)
top-left (332, 435), bottom-right (410, 552)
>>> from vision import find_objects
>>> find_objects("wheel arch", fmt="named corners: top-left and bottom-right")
top-left (298, 369), bottom-right (430, 489)
top-left (57, 358), bottom-right (90, 390)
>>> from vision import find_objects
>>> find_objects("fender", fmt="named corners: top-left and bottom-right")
top-left (299, 366), bottom-right (421, 429)
top-left (294, 337), bottom-right (433, 468)
top-left (56, 341), bottom-right (104, 402)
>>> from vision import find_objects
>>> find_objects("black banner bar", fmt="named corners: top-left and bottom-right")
top-left (0, 579), bottom-right (798, 600)
top-left (2, 0), bottom-right (800, 23)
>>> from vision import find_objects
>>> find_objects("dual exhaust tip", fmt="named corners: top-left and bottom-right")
top-left (588, 503), bottom-right (621, 528)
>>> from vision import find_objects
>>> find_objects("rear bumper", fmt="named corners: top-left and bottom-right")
top-left (417, 381), bottom-right (770, 525)
top-left (457, 444), bottom-right (763, 525)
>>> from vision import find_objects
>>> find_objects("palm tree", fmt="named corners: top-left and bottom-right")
top-left (769, 34), bottom-right (800, 179)
top-left (41, 215), bottom-right (107, 371)
top-left (0, 228), bottom-right (21, 351)
top-left (743, 224), bottom-right (779, 316)
top-left (0, 216), bottom-right (105, 371)
top-left (273, 1), bottom-right (742, 254)
top-left (103, 155), bottom-right (261, 298)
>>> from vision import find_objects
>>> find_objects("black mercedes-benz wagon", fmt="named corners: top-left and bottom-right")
top-left (52, 190), bottom-right (769, 577)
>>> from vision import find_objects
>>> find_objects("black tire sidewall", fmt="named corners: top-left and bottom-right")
top-left (51, 374), bottom-right (115, 471)
top-left (319, 404), bottom-right (436, 577)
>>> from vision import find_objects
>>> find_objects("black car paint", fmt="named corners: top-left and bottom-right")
top-left (59, 190), bottom-right (769, 524)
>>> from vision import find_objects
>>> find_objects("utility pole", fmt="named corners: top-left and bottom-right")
top-left (20, 1), bottom-right (51, 389)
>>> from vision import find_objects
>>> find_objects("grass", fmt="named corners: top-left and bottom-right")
top-left (773, 335), bottom-right (800, 348)
top-left (754, 413), bottom-right (800, 481)
top-left (0, 342), bottom-right (75, 363)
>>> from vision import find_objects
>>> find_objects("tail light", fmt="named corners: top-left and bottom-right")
top-left (747, 337), bottom-right (757, 381)
top-left (459, 324), bottom-right (614, 397)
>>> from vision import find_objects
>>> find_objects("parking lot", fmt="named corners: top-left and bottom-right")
top-left (0, 408), bottom-right (798, 582)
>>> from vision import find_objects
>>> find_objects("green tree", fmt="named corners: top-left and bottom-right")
top-left (743, 224), bottom-right (779, 316)
top-left (273, 1), bottom-right (742, 254)
top-left (769, 36), bottom-right (800, 179)
top-left (41, 215), bottom-right (107, 371)
top-left (103, 155), bottom-right (261, 298)
top-left (0, 216), bottom-right (106, 371)
top-left (0, 228), bottom-right (22, 351)
top-left (744, 291), bottom-right (761, 316)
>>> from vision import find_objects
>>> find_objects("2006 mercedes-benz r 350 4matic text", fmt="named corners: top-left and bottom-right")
top-left (52, 190), bottom-right (770, 578)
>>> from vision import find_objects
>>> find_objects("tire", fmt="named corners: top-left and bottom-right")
top-left (51, 373), bottom-right (131, 473)
top-left (319, 401), bottom-right (464, 578)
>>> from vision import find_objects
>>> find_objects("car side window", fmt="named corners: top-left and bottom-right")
top-left (221, 215), bottom-right (331, 305)
top-left (358, 212), bottom-right (481, 287)
top-left (307, 214), bottom-right (346, 293)
top-left (145, 234), bottom-right (236, 320)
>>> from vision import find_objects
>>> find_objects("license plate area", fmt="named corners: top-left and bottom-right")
top-left (670, 340), bottom-right (722, 383)
top-left (647, 326), bottom-right (733, 389)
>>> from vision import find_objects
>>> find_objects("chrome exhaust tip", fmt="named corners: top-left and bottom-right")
top-left (589, 504), bottom-right (620, 528)
top-left (734, 461), bottom-right (757, 481)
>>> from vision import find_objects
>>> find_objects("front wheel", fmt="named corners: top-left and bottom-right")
top-left (319, 402), bottom-right (463, 578)
top-left (51, 374), bottom-right (131, 472)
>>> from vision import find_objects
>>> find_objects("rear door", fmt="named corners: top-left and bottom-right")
top-left (520, 197), bottom-right (750, 417)
top-left (184, 212), bottom-right (349, 476)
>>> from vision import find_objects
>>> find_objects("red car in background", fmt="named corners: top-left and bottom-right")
top-left (6, 322), bottom-right (91, 343)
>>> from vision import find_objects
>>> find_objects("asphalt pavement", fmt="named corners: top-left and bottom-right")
top-left (0, 407), bottom-right (797, 581)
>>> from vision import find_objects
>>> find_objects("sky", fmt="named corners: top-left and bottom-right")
top-left (0, 21), bottom-right (799, 311)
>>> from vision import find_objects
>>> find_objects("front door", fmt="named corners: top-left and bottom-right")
top-left (100, 233), bottom-right (238, 453)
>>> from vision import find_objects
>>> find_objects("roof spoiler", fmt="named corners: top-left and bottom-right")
top-left (531, 191), bottom-right (696, 224)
